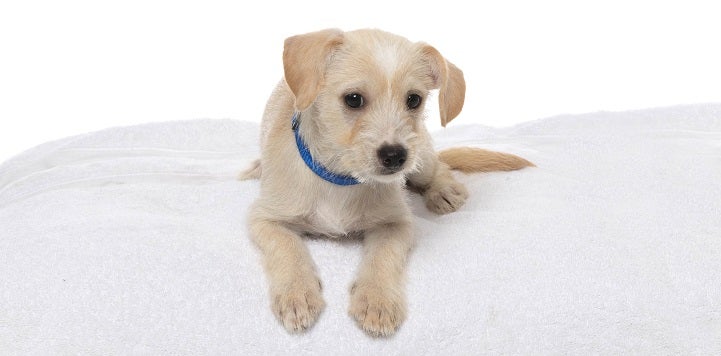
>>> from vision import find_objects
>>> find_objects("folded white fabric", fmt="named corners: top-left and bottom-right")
top-left (1, 104), bottom-right (720, 354)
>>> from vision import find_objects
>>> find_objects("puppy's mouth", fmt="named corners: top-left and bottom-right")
top-left (379, 166), bottom-right (404, 175)
top-left (366, 156), bottom-right (415, 183)
top-left (364, 168), bottom-right (407, 184)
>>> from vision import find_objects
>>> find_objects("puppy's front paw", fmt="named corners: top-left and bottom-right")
top-left (423, 179), bottom-right (469, 214)
top-left (349, 282), bottom-right (406, 337)
top-left (272, 277), bottom-right (325, 333)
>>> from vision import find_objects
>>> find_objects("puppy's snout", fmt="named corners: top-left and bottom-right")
top-left (377, 144), bottom-right (407, 172)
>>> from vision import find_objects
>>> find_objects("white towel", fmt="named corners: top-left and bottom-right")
top-left (1, 104), bottom-right (720, 354)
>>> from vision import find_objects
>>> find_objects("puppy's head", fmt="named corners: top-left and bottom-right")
top-left (283, 28), bottom-right (465, 184)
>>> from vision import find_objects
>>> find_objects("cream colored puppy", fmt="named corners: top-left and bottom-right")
top-left (241, 28), bottom-right (532, 337)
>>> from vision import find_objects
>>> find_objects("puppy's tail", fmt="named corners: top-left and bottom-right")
top-left (438, 147), bottom-right (534, 173)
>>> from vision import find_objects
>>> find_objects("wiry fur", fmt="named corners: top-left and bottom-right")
top-left (240, 28), bottom-right (532, 337)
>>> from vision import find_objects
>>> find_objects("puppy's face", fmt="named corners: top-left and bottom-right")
top-left (283, 29), bottom-right (465, 184)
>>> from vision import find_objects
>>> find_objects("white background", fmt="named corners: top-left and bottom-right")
top-left (1, 0), bottom-right (720, 163)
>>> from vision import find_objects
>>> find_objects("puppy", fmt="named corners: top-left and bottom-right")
top-left (241, 28), bottom-right (532, 337)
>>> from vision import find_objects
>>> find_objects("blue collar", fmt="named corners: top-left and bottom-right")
top-left (292, 112), bottom-right (360, 186)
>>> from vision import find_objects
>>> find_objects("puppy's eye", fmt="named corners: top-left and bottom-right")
top-left (344, 93), bottom-right (364, 109)
top-left (407, 93), bottom-right (422, 110)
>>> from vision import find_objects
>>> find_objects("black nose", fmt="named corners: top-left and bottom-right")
top-left (377, 144), bottom-right (407, 171)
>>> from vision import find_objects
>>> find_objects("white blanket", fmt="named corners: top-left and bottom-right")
top-left (2, 104), bottom-right (720, 354)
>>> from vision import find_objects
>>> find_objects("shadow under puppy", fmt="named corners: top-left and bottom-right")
top-left (241, 28), bottom-right (533, 337)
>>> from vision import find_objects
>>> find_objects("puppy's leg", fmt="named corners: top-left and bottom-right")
top-left (239, 159), bottom-right (262, 180)
top-left (250, 217), bottom-right (325, 333)
top-left (407, 131), bottom-right (469, 214)
top-left (350, 222), bottom-right (413, 337)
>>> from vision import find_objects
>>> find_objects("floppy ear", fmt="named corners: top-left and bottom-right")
top-left (421, 45), bottom-right (466, 127)
top-left (283, 29), bottom-right (344, 111)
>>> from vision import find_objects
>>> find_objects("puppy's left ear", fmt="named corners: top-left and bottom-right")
top-left (283, 29), bottom-right (344, 111)
top-left (421, 45), bottom-right (466, 127)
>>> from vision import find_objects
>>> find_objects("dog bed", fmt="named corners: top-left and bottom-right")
top-left (1, 104), bottom-right (720, 354)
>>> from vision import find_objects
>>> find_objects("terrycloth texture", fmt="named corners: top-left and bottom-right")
top-left (1, 104), bottom-right (720, 354)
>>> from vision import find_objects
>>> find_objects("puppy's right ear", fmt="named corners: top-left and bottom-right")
top-left (283, 29), bottom-right (344, 111)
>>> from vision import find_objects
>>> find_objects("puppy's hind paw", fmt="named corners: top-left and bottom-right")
top-left (239, 159), bottom-right (261, 180)
top-left (423, 180), bottom-right (469, 214)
